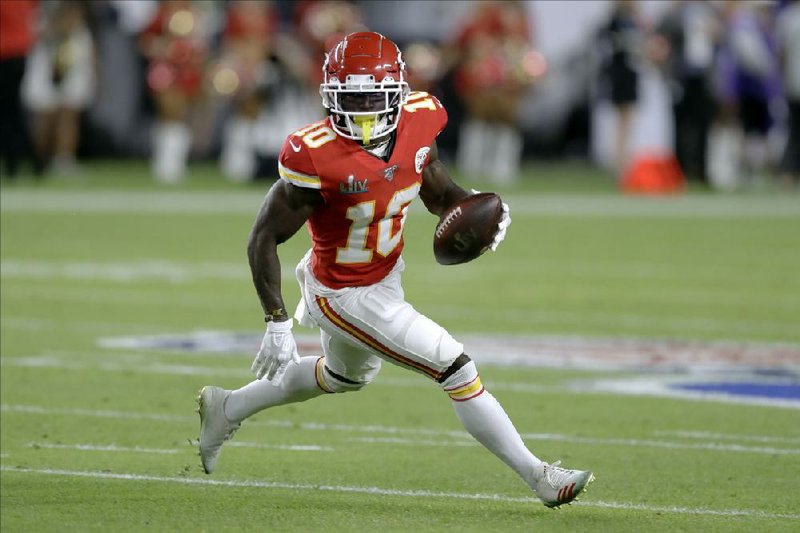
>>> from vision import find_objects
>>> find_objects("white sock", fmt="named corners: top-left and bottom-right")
top-left (442, 361), bottom-right (543, 488)
top-left (224, 356), bottom-right (328, 422)
top-left (152, 122), bottom-right (191, 184)
top-left (457, 119), bottom-right (488, 178)
top-left (221, 117), bottom-right (255, 182)
top-left (707, 125), bottom-right (741, 190)
top-left (491, 124), bottom-right (522, 183)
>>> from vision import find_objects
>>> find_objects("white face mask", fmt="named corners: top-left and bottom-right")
top-left (320, 75), bottom-right (409, 144)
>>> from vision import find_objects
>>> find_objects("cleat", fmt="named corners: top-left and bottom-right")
top-left (197, 386), bottom-right (240, 474)
top-left (532, 461), bottom-right (594, 508)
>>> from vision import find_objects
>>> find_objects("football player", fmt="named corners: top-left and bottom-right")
top-left (198, 31), bottom-right (593, 508)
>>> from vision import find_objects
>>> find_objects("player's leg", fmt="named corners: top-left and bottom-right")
top-left (197, 354), bottom-right (325, 474)
top-left (223, 330), bottom-right (381, 421)
top-left (439, 354), bottom-right (593, 507)
top-left (307, 264), bottom-right (593, 507)
top-left (199, 331), bottom-right (380, 474)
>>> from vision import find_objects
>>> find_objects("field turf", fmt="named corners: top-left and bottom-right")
top-left (1, 161), bottom-right (799, 531)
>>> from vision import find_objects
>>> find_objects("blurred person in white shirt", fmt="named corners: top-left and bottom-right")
top-left (22, 0), bottom-right (94, 176)
top-left (776, 0), bottom-right (800, 187)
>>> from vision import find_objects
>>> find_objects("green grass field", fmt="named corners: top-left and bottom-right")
top-left (1, 161), bottom-right (799, 532)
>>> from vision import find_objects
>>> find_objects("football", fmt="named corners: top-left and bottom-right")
top-left (433, 192), bottom-right (503, 265)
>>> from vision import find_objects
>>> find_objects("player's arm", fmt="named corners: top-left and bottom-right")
top-left (419, 141), bottom-right (470, 217)
top-left (420, 141), bottom-right (511, 253)
top-left (247, 180), bottom-right (323, 320)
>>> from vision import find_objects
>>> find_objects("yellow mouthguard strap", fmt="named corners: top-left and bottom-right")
top-left (354, 117), bottom-right (373, 144)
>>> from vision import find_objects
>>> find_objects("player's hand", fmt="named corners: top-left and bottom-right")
top-left (490, 201), bottom-right (511, 251)
top-left (251, 319), bottom-right (300, 383)
top-left (471, 189), bottom-right (510, 252)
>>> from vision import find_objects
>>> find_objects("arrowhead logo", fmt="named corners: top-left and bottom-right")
top-left (415, 147), bottom-right (430, 174)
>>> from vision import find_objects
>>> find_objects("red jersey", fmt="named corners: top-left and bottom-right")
top-left (278, 92), bottom-right (447, 289)
top-left (0, 0), bottom-right (38, 59)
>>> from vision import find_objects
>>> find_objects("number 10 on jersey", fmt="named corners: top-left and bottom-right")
top-left (336, 183), bottom-right (421, 264)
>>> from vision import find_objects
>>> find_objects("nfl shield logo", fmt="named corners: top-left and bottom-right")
top-left (383, 165), bottom-right (399, 181)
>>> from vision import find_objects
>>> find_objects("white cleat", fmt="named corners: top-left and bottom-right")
top-left (532, 461), bottom-right (594, 508)
top-left (197, 386), bottom-right (240, 474)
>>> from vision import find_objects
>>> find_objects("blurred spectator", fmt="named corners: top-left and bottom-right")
top-left (776, 0), bottom-right (800, 188)
top-left (708, 0), bottom-right (781, 189)
top-left (139, 0), bottom-right (213, 183)
top-left (243, 0), bottom-right (362, 175)
top-left (598, 0), bottom-right (644, 178)
top-left (448, 0), bottom-right (536, 183)
top-left (22, 0), bottom-right (94, 176)
top-left (294, 0), bottom-right (365, 88)
top-left (404, 41), bottom-right (444, 96)
top-left (216, 0), bottom-right (280, 182)
top-left (657, 0), bottom-right (719, 184)
top-left (0, 0), bottom-right (38, 178)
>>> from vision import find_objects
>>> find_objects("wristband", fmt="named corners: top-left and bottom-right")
top-left (264, 308), bottom-right (289, 322)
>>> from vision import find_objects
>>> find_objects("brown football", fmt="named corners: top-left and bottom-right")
top-left (433, 192), bottom-right (503, 265)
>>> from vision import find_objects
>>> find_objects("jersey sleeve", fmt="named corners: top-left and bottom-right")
top-left (404, 91), bottom-right (448, 139)
top-left (429, 95), bottom-right (449, 138)
top-left (278, 135), bottom-right (321, 190)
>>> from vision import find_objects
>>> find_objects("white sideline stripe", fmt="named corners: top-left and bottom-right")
top-left (3, 190), bottom-right (799, 218)
top-left (0, 260), bottom-right (250, 283)
top-left (0, 453), bottom-right (9, 458)
top-left (27, 443), bottom-right (179, 455)
top-left (4, 404), bottom-right (799, 456)
top-left (655, 430), bottom-right (800, 445)
top-left (2, 467), bottom-right (799, 520)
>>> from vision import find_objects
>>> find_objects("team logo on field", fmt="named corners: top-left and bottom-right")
top-left (414, 147), bottom-right (430, 174)
top-left (98, 331), bottom-right (800, 407)
top-left (340, 174), bottom-right (369, 194)
top-left (383, 164), bottom-right (399, 181)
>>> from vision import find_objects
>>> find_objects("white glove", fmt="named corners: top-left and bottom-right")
top-left (471, 189), bottom-right (511, 252)
top-left (251, 319), bottom-right (300, 383)
top-left (490, 201), bottom-right (511, 251)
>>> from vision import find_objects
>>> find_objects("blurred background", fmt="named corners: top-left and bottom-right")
top-left (1, 0), bottom-right (799, 191)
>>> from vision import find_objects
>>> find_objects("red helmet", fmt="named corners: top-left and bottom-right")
top-left (320, 32), bottom-right (410, 144)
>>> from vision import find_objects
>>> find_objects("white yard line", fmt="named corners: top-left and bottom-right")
top-left (1, 466), bottom-right (798, 520)
top-left (3, 404), bottom-right (798, 456)
top-left (654, 430), bottom-right (800, 444)
top-left (516, 433), bottom-right (800, 455)
top-left (351, 437), bottom-right (477, 448)
top-left (354, 433), bottom-right (800, 456)
top-left (228, 442), bottom-right (333, 452)
top-left (24, 441), bottom-right (331, 454)
top-left (27, 443), bottom-right (179, 455)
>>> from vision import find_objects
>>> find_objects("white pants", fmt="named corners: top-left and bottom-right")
top-left (294, 251), bottom-right (463, 383)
